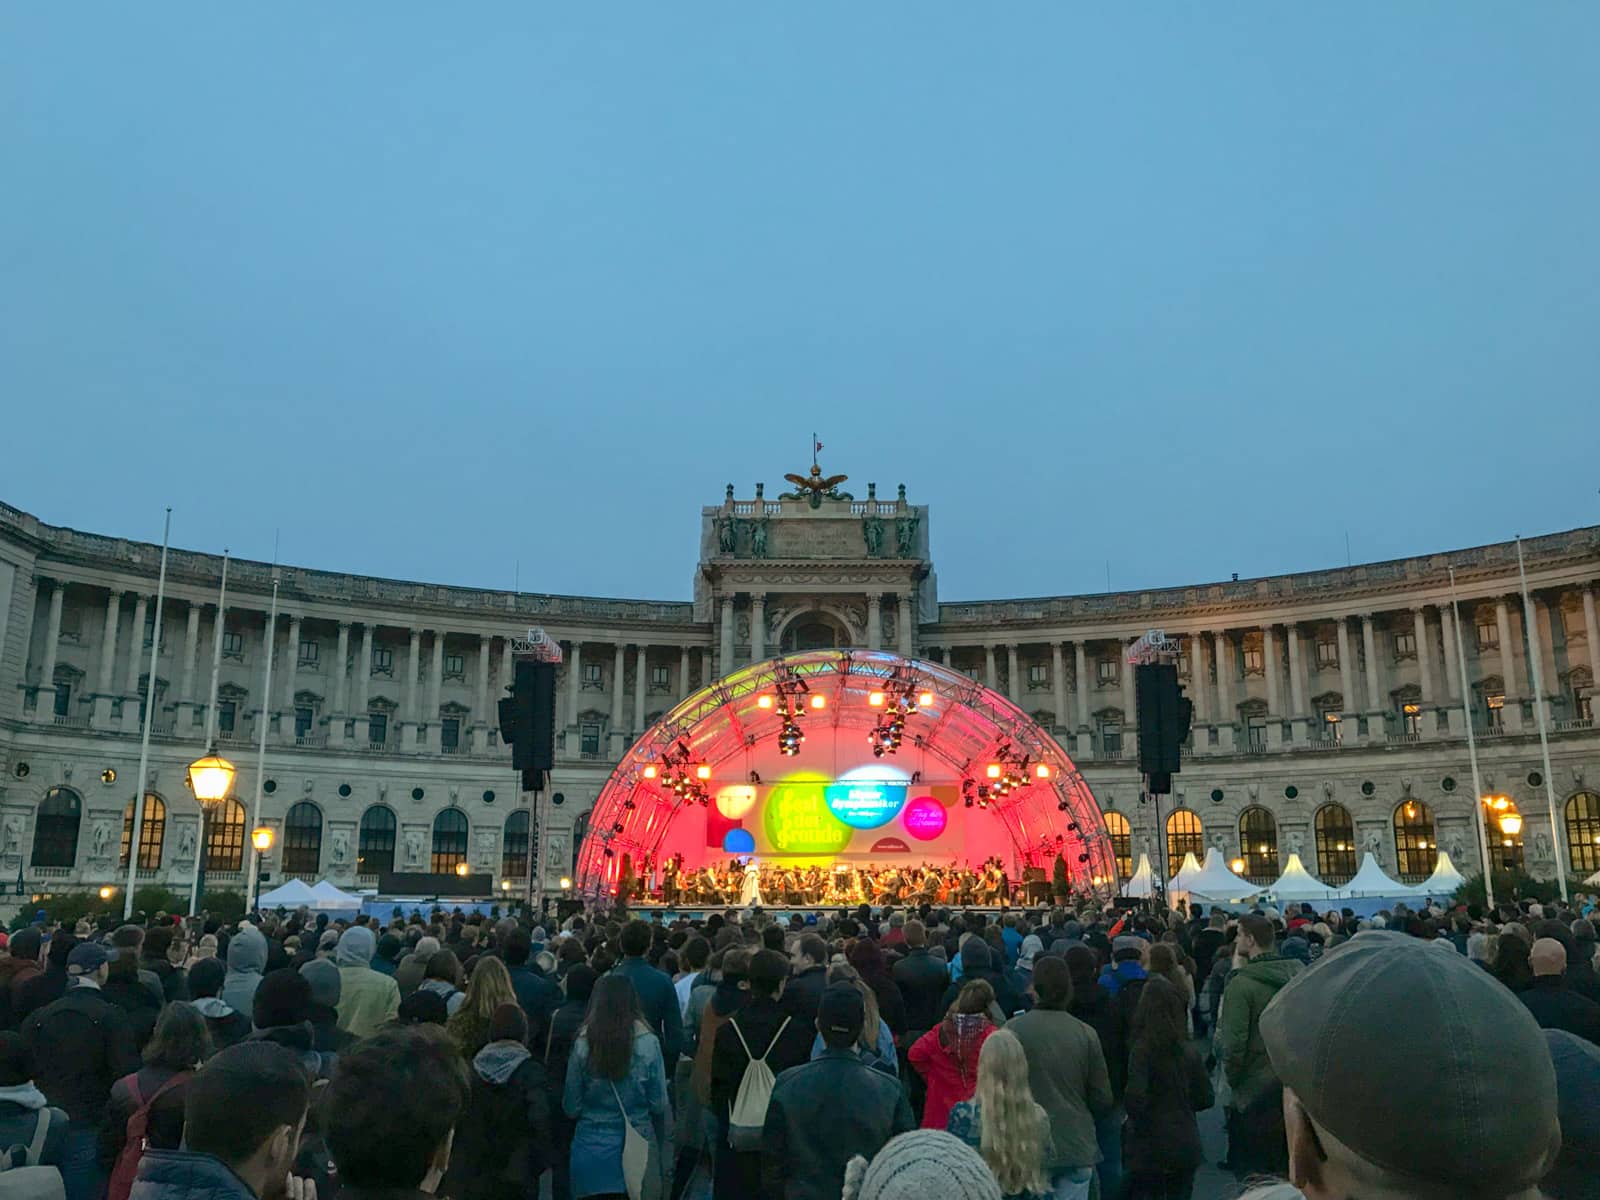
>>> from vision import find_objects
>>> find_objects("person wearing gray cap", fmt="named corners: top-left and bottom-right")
top-left (1261, 931), bottom-right (1560, 1200)
top-left (20, 941), bottom-right (139, 1200)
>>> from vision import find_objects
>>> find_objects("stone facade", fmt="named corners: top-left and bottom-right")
top-left (1, 474), bottom-right (1598, 901)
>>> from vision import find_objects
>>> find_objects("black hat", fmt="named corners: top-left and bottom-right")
top-left (817, 985), bottom-right (865, 1041)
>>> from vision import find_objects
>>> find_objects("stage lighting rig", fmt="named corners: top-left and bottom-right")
top-left (767, 669), bottom-right (813, 756)
top-left (653, 741), bottom-right (711, 805)
top-left (867, 672), bottom-right (923, 756)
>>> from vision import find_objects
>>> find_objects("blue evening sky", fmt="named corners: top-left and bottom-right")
top-left (2, 6), bottom-right (1595, 601)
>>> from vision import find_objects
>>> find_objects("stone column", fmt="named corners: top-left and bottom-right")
top-left (1533, 596), bottom-right (1561, 720)
top-left (1585, 588), bottom-right (1600, 695)
top-left (329, 622), bottom-right (351, 742)
top-left (1336, 618), bottom-right (1356, 724)
top-left (867, 595), bottom-right (883, 651)
top-left (1263, 626), bottom-right (1283, 747)
top-left (1121, 641), bottom-right (1137, 757)
top-left (426, 631), bottom-right (444, 746)
top-left (1190, 632), bottom-right (1210, 727)
top-left (93, 590), bottom-right (121, 727)
top-left (897, 593), bottom-right (914, 657)
top-left (1051, 643), bottom-right (1067, 729)
top-left (610, 643), bottom-right (627, 733)
top-left (354, 625), bottom-right (373, 744)
top-left (1286, 624), bottom-right (1307, 721)
top-left (567, 641), bottom-right (583, 732)
top-left (283, 616), bottom-right (303, 738)
top-left (499, 639), bottom-right (513, 754)
top-left (1360, 614), bottom-right (1382, 717)
top-left (750, 595), bottom-right (766, 662)
top-left (1007, 644), bottom-right (1021, 704)
top-left (633, 645), bottom-right (647, 733)
top-left (34, 581), bottom-right (64, 722)
top-left (983, 645), bottom-right (997, 690)
top-left (402, 628), bottom-right (422, 750)
top-left (679, 647), bottom-right (692, 698)
top-left (1440, 605), bottom-right (1462, 699)
top-left (1074, 642), bottom-right (1090, 729)
top-left (1495, 599), bottom-right (1523, 731)
top-left (177, 603), bottom-right (200, 716)
top-left (719, 598), bottom-right (735, 676)
top-left (1413, 609), bottom-right (1434, 707)
top-left (121, 593), bottom-right (149, 732)
top-left (472, 633), bottom-right (490, 747)
top-left (1213, 632), bottom-right (1234, 750)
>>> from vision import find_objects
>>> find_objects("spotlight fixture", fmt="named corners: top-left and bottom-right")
top-left (986, 764), bottom-right (1002, 779)
top-left (757, 694), bottom-right (775, 709)
top-left (748, 770), bottom-right (761, 785)
top-left (695, 764), bottom-right (711, 780)
top-left (810, 694), bottom-right (827, 710)
top-left (642, 765), bottom-right (658, 780)
top-left (1035, 764), bottom-right (1051, 779)
top-left (917, 692), bottom-right (934, 707)
top-left (613, 822), bottom-right (625, 834)
top-left (868, 691), bottom-right (885, 707)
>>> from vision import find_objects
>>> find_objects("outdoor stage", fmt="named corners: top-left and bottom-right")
top-left (572, 649), bottom-right (1119, 903)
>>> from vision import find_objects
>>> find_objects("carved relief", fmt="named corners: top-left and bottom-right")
top-left (404, 830), bottom-right (425, 867)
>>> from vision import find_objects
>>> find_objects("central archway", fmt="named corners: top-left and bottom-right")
top-left (574, 649), bottom-right (1114, 898)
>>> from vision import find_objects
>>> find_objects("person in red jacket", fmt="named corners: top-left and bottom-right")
top-left (908, 979), bottom-right (998, 1130)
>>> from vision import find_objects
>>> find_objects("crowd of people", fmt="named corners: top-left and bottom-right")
top-left (0, 887), bottom-right (1596, 1200)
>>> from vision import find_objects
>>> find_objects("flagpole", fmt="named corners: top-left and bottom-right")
top-left (125, 509), bottom-right (172, 919)
top-left (1449, 566), bottom-right (1495, 911)
top-left (245, 557), bottom-right (281, 914)
top-left (1517, 538), bottom-right (1566, 900)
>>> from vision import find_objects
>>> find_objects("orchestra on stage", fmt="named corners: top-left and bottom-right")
top-left (645, 854), bottom-right (1018, 908)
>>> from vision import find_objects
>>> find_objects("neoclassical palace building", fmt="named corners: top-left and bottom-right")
top-left (1, 471), bottom-right (1598, 901)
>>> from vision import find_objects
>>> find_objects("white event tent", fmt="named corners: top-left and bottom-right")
top-left (1186, 848), bottom-right (1262, 902)
top-left (1124, 854), bottom-right (1157, 898)
top-left (308, 880), bottom-right (363, 911)
top-left (1410, 851), bottom-right (1468, 899)
top-left (256, 879), bottom-right (317, 909)
top-left (1338, 853), bottom-right (1417, 899)
top-left (1269, 854), bottom-right (1338, 903)
top-left (1168, 852), bottom-right (1203, 893)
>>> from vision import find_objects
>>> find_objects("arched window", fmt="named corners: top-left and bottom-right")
top-left (1566, 792), bottom-right (1600, 875)
top-left (1393, 799), bottom-right (1437, 882)
top-left (1239, 807), bottom-right (1279, 884)
top-left (502, 810), bottom-right (531, 880)
top-left (1314, 803), bottom-right (1356, 885)
top-left (282, 802), bottom-right (323, 875)
top-left (1484, 799), bottom-right (1524, 872)
top-left (205, 799), bottom-right (246, 872)
top-left (780, 614), bottom-right (848, 653)
top-left (121, 793), bottom-right (166, 871)
top-left (1103, 811), bottom-right (1132, 881)
top-left (358, 806), bottom-right (397, 877)
top-left (432, 808), bottom-right (469, 875)
top-left (31, 787), bottom-right (82, 868)
top-left (1166, 809), bottom-right (1204, 880)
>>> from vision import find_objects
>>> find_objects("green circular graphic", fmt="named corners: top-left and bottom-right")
top-left (762, 775), bottom-right (852, 854)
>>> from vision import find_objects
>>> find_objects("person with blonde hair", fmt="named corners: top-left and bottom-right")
top-left (446, 955), bottom-right (517, 1058)
top-left (945, 1029), bottom-right (1050, 1200)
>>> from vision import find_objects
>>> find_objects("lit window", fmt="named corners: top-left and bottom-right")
top-left (1321, 710), bottom-right (1342, 743)
top-left (1103, 811), bottom-right (1132, 880)
top-left (1402, 702), bottom-right (1422, 735)
top-left (1576, 688), bottom-right (1593, 722)
top-left (1393, 800), bottom-right (1437, 881)
top-left (1566, 792), bottom-right (1600, 874)
top-left (1165, 809), bottom-right (1204, 879)
top-left (1314, 804), bottom-right (1356, 884)
top-left (1487, 692), bottom-right (1505, 728)
top-left (1239, 807), bottom-right (1279, 882)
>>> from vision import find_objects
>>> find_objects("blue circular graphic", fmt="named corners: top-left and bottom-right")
top-left (722, 828), bottom-right (756, 854)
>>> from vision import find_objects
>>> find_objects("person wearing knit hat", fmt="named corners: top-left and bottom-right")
top-left (1261, 931), bottom-right (1559, 1199)
top-left (1520, 937), bottom-right (1600, 1044)
top-left (841, 1130), bottom-right (1001, 1200)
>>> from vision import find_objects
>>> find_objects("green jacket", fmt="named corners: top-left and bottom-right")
top-left (1218, 953), bottom-right (1301, 1112)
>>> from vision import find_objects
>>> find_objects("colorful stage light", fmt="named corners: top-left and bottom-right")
top-left (810, 694), bottom-right (827, 709)
top-left (642, 765), bottom-right (658, 779)
top-left (757, 695), bottom-right (774, 709)
top-left (1035, 764), bottom-right (1051, 779)
top-left (868, 691), bottom-right (885, 707)
top-left (695, 764), bottom-right (712, 780)
top-left (918, 692), bottom-right (934, 707)
top-left (985, 764), bottom-right (1002, 779)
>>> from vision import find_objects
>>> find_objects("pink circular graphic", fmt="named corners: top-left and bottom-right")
top-left (903, 796), bottom-right (948, 841)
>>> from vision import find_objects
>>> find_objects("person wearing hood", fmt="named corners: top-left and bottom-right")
top-left (333, 926), bottom-right (401, 1038)
top-left (1217, 913), bottom-right (1301, 1177)
top-left (444, 1004), bottom-right (552, 1200)
top-left (0, 1030), bottom-right (68, 1176)
top-left (1097, 937), bottom-right (1150, 997)
top-left (0, 927), bottom-right (44, 1031)
top-left (941, 939), bottom-right (1021, 1020)
top-left (298, 959), bottom-right (352, 1054)
top-left (504, 929), bottom-right (562, 1047)
top-left (369, 931), bottom-right (403, 978)
top-left (11, 932), bottom-right (75, 1024)
top-left (910, 979), bottom-right (999, 1130)
top-left (185, 959), bottom-right (250, 1050)
top-left (248, 969), bottom-right (336, 1080)
top-left (217, 923), bottom-right (267, 1021)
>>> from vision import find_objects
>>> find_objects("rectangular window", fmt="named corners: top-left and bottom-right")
top-left (221, 632), bottom-right (244, 659)
top-left (1393, 631), bottom-right (1416, 658)
top-left (1486, 692), bottom-right (1505, 728)
top-left (368, 711), bottom-right (388, 744)
top-left (1402, 702), bottom-right (1422, 735)
top-left (1096, 660), bottom-right (1118, 684)
top-left (1316, 639), bottom-right (1339, 669)
top-left (1561, 606), bottom-right (1583, 637)
top-left (298, 640), bottom-right (319, 666)
top-left (1578, 688), bottom-right (1594, 722)
top-left (294, 706), bottom-right (313, 738)
top-left (649, 664), bottom-right (671, 691)
top-left (1242, 645), bottom-right (1264, 673)
top-left (444, 653), bottom-right (465, 678)
top-left (580, 722), bottom-right (602, 755)
top-left (582, 663), bottom-right (604, 690)
top-left (440, 717), bottom-right (461, 751)
top-left (1027, 664), bottom-right (1048, 690)
top-left (1247, 716), bottom-right (1268, 748)
top-left (1099, 720), bottom-right (1121, 754)
top-left (218, 700), bottom-right (236, 734)
top-left (371, 647), bottom-right (394, 675)
top-left (1321, 710), bottom-right (1342, 743)
top-left (1476, 620), bottom-right (1499, 650)
top-left (53, 683), bottom-right (72, 718)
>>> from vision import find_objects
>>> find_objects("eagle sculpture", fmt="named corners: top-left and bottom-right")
top-left (784, 464), bottom-right (849, 509)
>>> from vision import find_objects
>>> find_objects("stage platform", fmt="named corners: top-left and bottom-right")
top-left (624, 899), bottom-right (1064, 922)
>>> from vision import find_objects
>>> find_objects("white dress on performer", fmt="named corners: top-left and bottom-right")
top-left (740, 860), bottom-right (764, 906)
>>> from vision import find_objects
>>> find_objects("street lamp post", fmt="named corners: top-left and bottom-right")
top-left (249, 827), bottom-right (274, 910)
top-left (187, 751), bottom-right (237, 916)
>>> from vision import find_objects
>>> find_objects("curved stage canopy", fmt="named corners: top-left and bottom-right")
top-left (574, 650), bottom-right (1115, 898)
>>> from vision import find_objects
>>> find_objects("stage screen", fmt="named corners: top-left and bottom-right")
top-left (648, 761), bottom-right (1017, 869)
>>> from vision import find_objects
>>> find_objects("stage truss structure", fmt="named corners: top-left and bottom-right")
top-left (573, 649), bottom-right (1116, 900)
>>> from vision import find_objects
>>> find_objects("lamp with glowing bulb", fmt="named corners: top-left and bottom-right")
top-left (252, 827), bottom-right (273, 853)
top-left (455, 861), bottom-right (471, 879)
top-left (1498, 811), bottom-right (1523, 837)
top-left (186, 750), bottom-right (237, 916)
top-left (99, 886), bottom-right (114, 902)
top-left (1230, 858), bottom-right (1247, 875)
